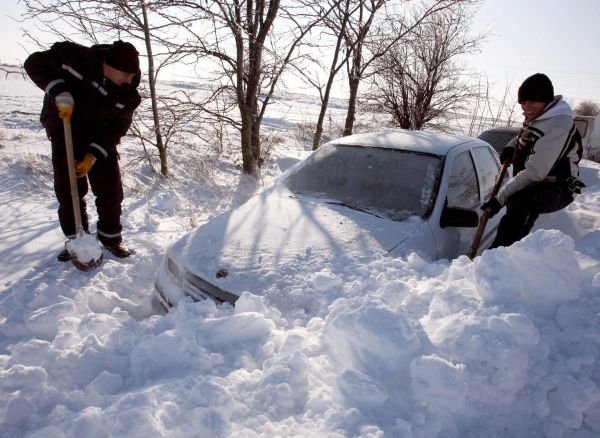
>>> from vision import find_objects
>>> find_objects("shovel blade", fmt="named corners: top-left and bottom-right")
top-left (65, 233), bottom-right (104, 271)
top-left (70, 252), bottom-right (103, 271)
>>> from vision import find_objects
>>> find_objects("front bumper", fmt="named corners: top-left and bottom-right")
top-left (154, 256), bottom-right (239, 308)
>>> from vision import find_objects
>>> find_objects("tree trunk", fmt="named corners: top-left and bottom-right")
top-left (312, 98), bottom-right (328, 150)
top-left (312, 0), bottom-right (351, 150)
top-left (251, 118), bottom-right (261, 165)
top-left (240, 109), bottom-right (258, 176)
top-left (343, 75), bottom-right (360, 136)
top-left (250, 94), bottom-right (261, 165)
top-left (237, 0), bottom-right (279, 175)
top-left (141, 2), bottom-right (168, 177)
top-left (312, 50), bottom-right (344, 150)
top-left (242, 62), bottom-right (260, 175)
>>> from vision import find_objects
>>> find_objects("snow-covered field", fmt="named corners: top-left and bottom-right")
top-left (1, 70), bottom-right (600, 437)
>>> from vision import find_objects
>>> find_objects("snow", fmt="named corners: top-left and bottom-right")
top-left (1, 70), bottom-right (600, 437)
top-left (330, 129), bottom-right (482, 155)
top-left (65, 234), bottom-right (102, 265)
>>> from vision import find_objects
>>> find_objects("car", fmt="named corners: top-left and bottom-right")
top-left (155, 129), bottom-right (506, 308)
top-left (574, 115), bottom-right (600, 162)
top-left (477, 126), bottom-right (520, 154)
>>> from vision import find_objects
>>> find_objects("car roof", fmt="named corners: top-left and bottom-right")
top-left (327, 129), bottom-right (480, 155)
top-left (479, 126), bottom-right (521, 134)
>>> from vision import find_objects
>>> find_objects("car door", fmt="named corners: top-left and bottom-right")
top-left (438, 147), bottom-right (482, 257)
top-left (446, 149), bottom-right (481, 257)
top-left (470, 144), bottom-right (507, 252)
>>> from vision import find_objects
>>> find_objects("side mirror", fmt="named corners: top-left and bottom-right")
top-left (440, 205), bottom-right (480, 228)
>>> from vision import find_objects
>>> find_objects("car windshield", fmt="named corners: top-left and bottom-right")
top-left (284, 144), bottom-right (443, 220)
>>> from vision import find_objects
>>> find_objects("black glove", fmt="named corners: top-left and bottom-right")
top-left (481, 197), bottom-right (501, 218)
top-left (499, 146), bottom-right (515, 164)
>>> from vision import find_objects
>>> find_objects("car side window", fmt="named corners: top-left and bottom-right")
top-left (446, 150), bottom-right (480, 209)
top-left (471, 146), bottom-right (500, 198)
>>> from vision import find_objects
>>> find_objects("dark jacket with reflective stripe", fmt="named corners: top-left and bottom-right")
top-left (24, 41), bottom-right (141, 161)
top-left (497, 96), bottom-right (582, 205)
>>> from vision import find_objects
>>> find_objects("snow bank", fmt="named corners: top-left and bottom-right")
top-left (2, 229), bottom-right (599, 437)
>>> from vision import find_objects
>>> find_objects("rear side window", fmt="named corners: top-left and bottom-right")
top-left (446, 150), bottom-right (479, 209)
top-left (471, 146), bottom-right (500, 198)
top-left (478, 131), bottom-right (518, 154)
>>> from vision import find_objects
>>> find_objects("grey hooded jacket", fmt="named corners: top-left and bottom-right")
top-left (497, 96), bottom-right (582, 205)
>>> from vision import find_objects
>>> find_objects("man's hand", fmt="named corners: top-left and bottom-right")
top-left (481, 197), bottom-right (502, 218)
top-left (499, 146), bottom-right (515, 165)
top-left (55, 91), bottom-right (74, 120)
top-left (75, 153), bottom-right (96, 177)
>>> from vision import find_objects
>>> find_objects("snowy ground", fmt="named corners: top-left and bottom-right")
top-left (1, 70), bottom-right (600, 438)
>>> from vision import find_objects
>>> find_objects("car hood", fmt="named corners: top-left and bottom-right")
top-left (167, 186), bottom-right (425, 298)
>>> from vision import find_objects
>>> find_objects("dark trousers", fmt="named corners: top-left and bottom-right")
top-left (491, 183), bottom-right (573, 248)
top-left (51, 140), bottom-right (124, 246)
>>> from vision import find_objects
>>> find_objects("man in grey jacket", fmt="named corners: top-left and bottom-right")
top-left (482, 73), bottom-right (584, 248)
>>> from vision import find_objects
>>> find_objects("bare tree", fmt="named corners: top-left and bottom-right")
top-left (0, 65), bottom-right (26, 79)
top-left (341, 0), bottom-right (385, 139)
top-left (299, 0), bottom-right (471, 149)
top-left (461, 74), bottom-right (518, 137)
top-left (575, 100), bottom-right (600, 117)
top-left (20, 0), bottom-right (196, 177)
top-left (303, 0), bottom-right (356, 150)
top-left (366, 2), bottom-right (481, 131)
top-left (163, 0), bottom-right (336, 175)
top-left (342, 0), bottom-right (472, 137)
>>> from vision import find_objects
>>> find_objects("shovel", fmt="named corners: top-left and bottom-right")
top-left (62, 116), bottom-right (103, 271)
top-left (467, 160), bottom-right (510, 260)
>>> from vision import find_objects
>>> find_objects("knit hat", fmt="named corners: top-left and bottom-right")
top-left (517, 73), bottom-right (554, 104)
top-left (105, 40), bottom-right (139, 74)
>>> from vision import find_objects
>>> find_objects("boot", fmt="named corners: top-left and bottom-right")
top-left (104, 243), bottom-right (132, 258)
top-left (57, 248), bottom-right (71, 262)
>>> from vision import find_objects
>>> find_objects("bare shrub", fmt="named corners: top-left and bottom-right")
top-left (260, 132), bottom-right (287, 163)
top-left (575, 100), bottom-right (600, 117)
top-left (295, 121), bottom-right (316, 147)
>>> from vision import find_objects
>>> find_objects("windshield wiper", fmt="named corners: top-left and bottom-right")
top-left (325, 201), bottom-right (383, 218)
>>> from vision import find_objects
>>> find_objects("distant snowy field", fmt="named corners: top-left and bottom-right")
top-left (1, 69), bottom-right (600, 437)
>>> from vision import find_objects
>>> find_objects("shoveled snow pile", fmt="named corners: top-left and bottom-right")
top-left (1, 68), bottom-right (600, 437)
top-left (1, 229), bottom-right (599, 437)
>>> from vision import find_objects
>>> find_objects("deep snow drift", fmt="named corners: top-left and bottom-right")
top-left (1, 70), bottom-right (600, 437)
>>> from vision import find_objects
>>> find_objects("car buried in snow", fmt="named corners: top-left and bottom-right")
top-left (154, 129), bottom-right (506, 308)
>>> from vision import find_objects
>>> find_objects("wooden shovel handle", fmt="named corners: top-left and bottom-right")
top-left (467, 160), bottom-right (510, 259)
top-left (63, 118), bottom-right (84, 235)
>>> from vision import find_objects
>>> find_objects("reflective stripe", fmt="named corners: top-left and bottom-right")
top-left (91, 81), bottom-right (108, 96)
top-left (115, 103), bottom-right (125, 109)
top-left (528, 126), bottom-right (544, 136)
top-left (90, 142), bottom-right (108, 158)
top-left (97, 229), bottom-right (121, 238)
top-left (45, 79), bottom-right (65, 94)
top-left (61, 64), bottom-right (83, 80)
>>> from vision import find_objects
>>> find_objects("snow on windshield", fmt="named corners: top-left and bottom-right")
top-left (284, 144), bottom-right (442, 220)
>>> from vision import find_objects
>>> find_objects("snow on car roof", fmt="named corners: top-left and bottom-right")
top-left (327, 129), bottom-right (479, 155)
top-left (480, 126), bottom-right (521, 133)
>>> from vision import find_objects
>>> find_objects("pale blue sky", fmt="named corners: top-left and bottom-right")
top-left (465, 0), bottom-right (600, 104)
top-left (2, 0), bottom-right (599, 104)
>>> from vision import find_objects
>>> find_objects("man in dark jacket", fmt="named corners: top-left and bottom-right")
top-left (24, 40), bottom-right (142, 260)
top-left (482, 73), bottom-right (584, 248)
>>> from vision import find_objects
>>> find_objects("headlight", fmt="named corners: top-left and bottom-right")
top-left (164, 256), bottom-right (238, 305)
top-left (166, 256), bottom-right (183, 286)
